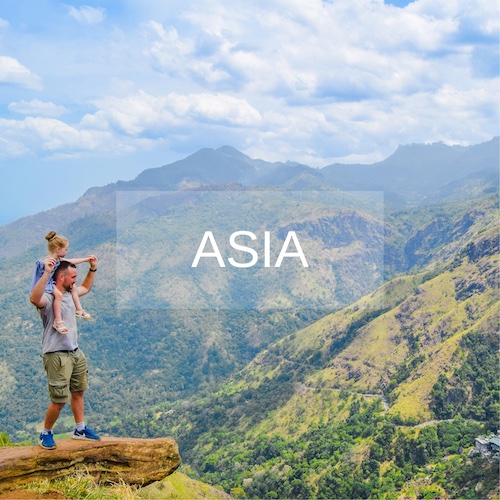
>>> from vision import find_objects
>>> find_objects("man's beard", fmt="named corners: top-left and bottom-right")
top-left (63, 283), bottom-right (73, 292)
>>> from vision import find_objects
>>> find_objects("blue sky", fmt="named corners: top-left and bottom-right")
top-left (0, 0), bottom-right (498, 224)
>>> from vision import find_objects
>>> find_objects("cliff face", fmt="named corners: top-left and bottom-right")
top-left (0, 437), bottom-right (181, 493)
top-left (403, 200), bottom-right (498, 271)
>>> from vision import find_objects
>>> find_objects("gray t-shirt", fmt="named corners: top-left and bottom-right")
top-left (38, 292), bottom-right (78, 354)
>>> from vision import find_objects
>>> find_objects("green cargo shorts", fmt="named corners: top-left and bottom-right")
top-left (42, 349), bottom-right (89, 403)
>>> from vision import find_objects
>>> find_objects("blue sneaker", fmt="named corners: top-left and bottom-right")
top-left (39, 431), bottom-right (56, 450)
top-left (72, 426), bottom-right (101, 441)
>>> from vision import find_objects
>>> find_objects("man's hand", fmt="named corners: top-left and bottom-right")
top-left (88, 255), bottom-right (98, 270)
top-left (77, 255), bottom-right (98, 297)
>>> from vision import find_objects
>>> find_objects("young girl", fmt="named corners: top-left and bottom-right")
top-left (31, 231), bottom-right (95, 334)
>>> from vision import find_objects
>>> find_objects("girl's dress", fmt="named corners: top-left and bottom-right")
top-left (30, 260), bottom-right (60, 293)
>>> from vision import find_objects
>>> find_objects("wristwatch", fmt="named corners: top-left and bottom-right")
top-left (89, 268), bottom-right (97, 272)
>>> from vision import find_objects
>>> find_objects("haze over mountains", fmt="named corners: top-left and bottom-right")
top-left (0, 136), bottom-right (498, 498)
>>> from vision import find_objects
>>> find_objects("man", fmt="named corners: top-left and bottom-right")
top-left (30, 256), bottom-right (100, 450)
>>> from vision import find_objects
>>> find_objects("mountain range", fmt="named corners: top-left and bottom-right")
top-left (0, 136), bottom-right (497, 261)
top-left (0, 137), bottom-right (498, 498)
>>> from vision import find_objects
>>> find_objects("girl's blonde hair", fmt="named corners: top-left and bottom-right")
top-left (45, 231), bottom-right (69, 252)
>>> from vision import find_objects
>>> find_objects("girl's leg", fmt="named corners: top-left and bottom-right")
top-left (71, 286), bottom-right (84, 312)
top-left (52, 289), bottom-right (68, 334)
top-left (72, 287), bottom-right (93, 320)
top-left (52, 289), bottom-right (63, 324)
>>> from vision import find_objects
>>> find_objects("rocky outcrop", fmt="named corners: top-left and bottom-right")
top-left (0, 437), bottom-right (181, 492)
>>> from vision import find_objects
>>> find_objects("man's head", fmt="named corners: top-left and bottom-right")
top-left (53, 261), bottom-right (77, 292)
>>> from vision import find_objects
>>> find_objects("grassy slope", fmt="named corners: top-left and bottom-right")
top-left (4, 471), bottom-right (231, 500)
top-left (139, 471), bottom-right (232, 499)
top-left (165, 223), bottom-right (498, 498)
top-left (316, 254), bottom-right (498, 421)
top-left (216, 225), bottom-right (498, 430)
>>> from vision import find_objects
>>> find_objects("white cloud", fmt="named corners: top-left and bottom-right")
top-left (66, 5), bottom-right (106, 25)
top-left (84, 90), bottom-right (261, 136)
top-left (0, 17), bottom-right (9, 28)
top-left (0, 116), bottom-right (136, 158)
top-left (0, 87), bottom-right (261, 160)
top-left (144, 21), bottom-right (194, 73)
top-left (8, 99), bottom-right (67, 117)
top-left (0, 135), bottom-right (29, 158)
top-left (83, 91), bottom-right (177, 135)
top-left (170, 92), bottom-right (262, 125)
top-left (141, 0), bottom-right (479, 106)
top-left (0, 0), bottom-right (497, 171)
top-left (0, 56), bottom-right (42, 90)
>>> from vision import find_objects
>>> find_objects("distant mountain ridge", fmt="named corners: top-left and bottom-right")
top-left (119, 137), bottom-right (500, 199)
top-left (0, 137), bottom-right (497, 261)
top-left (321, 137), bottom-right (499, 202)
top-left (1, 137), bottom-right (494, 292)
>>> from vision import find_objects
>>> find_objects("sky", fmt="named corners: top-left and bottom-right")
top-left (0, 0), bottom-right (498, 224)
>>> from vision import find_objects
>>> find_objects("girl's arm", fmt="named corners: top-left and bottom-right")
top-left (63, 254), bottom-right (97, 265)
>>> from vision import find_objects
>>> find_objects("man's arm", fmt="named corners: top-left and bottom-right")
top-left (30, 257), bottom-right (56, 308)
top-left (76, 255), bottom-right (98, 297)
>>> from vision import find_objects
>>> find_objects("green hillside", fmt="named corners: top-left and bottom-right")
top-left (0, 189), bottom-right (387, 439)
top-left (111, 219), bottom-right (498, 498)
top-left (0, 140), bottom-right (498, 498)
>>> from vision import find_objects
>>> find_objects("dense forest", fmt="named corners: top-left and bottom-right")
top-left (92, 323), bottom-right (498, 498)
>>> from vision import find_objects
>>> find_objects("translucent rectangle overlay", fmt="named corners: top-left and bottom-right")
top-left (116, 190), bottom-right (384, 310)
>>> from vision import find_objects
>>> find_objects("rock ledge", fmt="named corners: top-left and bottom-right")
top-left (0, 437), bottom-right (181, 492)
